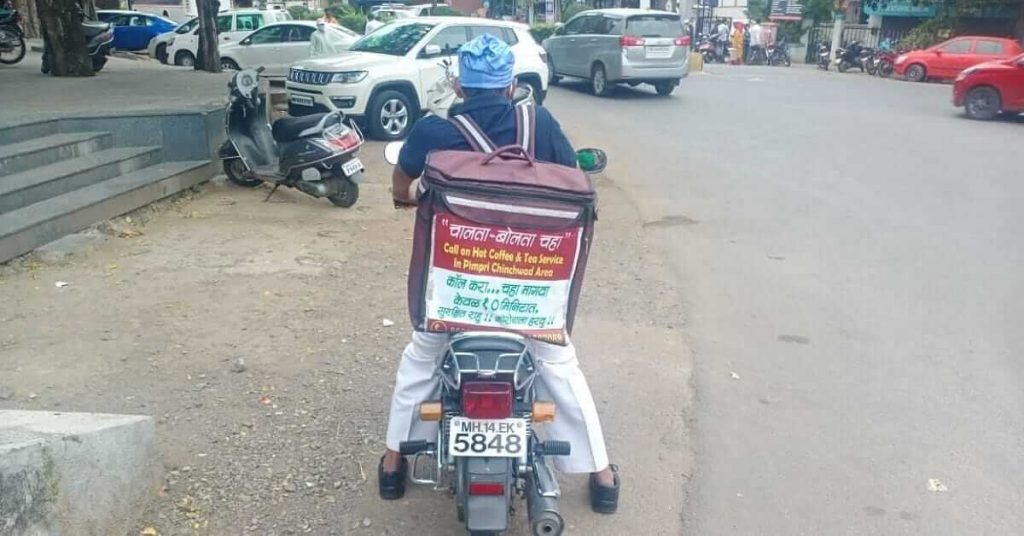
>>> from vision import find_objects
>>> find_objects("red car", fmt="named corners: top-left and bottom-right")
top-left (953, 52), bottom-right (1024, 120)
top-left (894, 36), bottom-right (1023, 82)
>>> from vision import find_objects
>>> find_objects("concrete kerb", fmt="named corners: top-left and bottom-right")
top-left (0, 410), bottom-right (161, 536)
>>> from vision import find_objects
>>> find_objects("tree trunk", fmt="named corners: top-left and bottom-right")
top-left (195, 0), bottom-right (220, 72)
top-left (14, 0), bottom-right (40, 39)
top-left (35, 0), bottom-right (93, 76)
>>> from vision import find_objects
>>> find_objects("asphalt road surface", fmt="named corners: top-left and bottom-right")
top-left (548, 65), bottom-right (1024, 535)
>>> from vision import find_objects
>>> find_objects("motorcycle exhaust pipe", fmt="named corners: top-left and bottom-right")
top-left (526, 458), bottom-right (564, 536)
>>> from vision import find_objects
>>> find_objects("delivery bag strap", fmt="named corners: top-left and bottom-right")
top-left (448, 101), bottom-right (537, 156)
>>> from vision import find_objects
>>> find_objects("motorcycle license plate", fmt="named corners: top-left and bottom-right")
top-left (341, 157), bottom-right (363, 178)
top-left (646, 46), bottom-right (673, 59)
top-left (448, 417), bottom-right (528, 458)
top-left (289, 93), bottom-right (314, 107)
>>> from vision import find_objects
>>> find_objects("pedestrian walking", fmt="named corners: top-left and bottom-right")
top-left (748, 20), bottom-right (764, 64)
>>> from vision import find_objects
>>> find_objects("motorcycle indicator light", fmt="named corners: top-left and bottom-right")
top-left (419, 401), bottom-right (443, 421)
top-left (468, 482), bottom-right (505, 496)
top-left (532, 401), bottom-right (556, 423)
top-left (461, 381), bottom-right (512, 419)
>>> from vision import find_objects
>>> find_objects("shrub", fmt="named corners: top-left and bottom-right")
top-left (561, 3), bottom-right (590, 21)
top-left (431, 5), bottom-right (465, 16)
top-left (339, 12), bottom-right (367, 34)
top-left (287, 6), bottom-right (318, 21)
top-left (530, 23), bottom-right (558, 43)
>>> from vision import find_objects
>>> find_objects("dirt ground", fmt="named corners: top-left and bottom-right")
top-left (0, 144), bottom-right (692, 536)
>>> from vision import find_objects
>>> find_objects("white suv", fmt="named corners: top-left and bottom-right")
top-left (286, 18), bottom-right (550, 140)
top-left (166, 9), bottom-right (291, 67)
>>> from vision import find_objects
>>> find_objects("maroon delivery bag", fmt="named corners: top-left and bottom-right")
top-left (406, 104), bottom-right (597, 345)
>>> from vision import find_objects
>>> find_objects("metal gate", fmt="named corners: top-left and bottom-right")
top-left (802, 23), bottom-right (915, 63)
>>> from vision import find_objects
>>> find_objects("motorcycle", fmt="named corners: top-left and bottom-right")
top-left (0, 5), bottom-right (26, 66)
top-left (40, 8), bottom-right (113, 74)
top-left (380, 159), bottom-right (607, 536)
top-left (835, 40), bottom-right (868, 73)
top-left (697, 33), bottom-right (724, 64)
top-left (767, 37), bottom-right (791, 67)
top-left (817, 41), bottom-right (831, 70)
top-left (218, 68), bottom-right (365, 207)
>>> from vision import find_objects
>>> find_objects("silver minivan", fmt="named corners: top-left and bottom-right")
top-left (543, 9), bottom-right (691, 96)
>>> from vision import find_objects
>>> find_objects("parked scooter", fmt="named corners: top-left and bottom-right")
top-left (697, 33), bottom-right (722, 64)
top-left (379, 149), bottom-right (608, 536)
top-left (219, 68), bottom-right (365, 207)
top-left (40, 7), bottom-right (113, 73)
top-left (0, 5), bottom-right (26, 65)
top-left (767, 37), bottom-right (791, 67)
top-left (817, 41), bottom-right (831, 70)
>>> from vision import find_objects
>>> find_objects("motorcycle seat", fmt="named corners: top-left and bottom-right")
top-left (272, 113), bottom-right (329, 143)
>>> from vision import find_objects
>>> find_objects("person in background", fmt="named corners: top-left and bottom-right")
top-left (309, 20), bottom-right (342, 57)
top-left (162, 9), bottom-right (170, 18)
top-left (320, 8), bottom-right (338, 26)
top-left (748, 19), bottom-right (763, 63)
top-left (715, 19), bottom-right (729, 63)
top-left (731, 21), bottom-right (745, 64)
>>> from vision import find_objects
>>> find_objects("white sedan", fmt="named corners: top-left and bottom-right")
top-left (219, 21), bottom-right (360, 78)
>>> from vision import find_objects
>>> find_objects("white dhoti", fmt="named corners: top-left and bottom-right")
top-left (385, 331), bottom-right (609, 474)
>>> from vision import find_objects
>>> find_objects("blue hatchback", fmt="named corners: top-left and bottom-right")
top-left (97, 10), bottom-right (177, 52)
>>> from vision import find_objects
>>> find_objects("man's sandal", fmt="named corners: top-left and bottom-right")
top-left (589, 465), bottom-right (620, 514)
top-left (378, 456), bottom-right (408, 500)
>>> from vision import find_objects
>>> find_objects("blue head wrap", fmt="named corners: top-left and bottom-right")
top-left (459, 33), bottom-right (515, 89)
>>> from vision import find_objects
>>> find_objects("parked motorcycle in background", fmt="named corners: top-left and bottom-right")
top-left (767, 37), bottom-right (791, 67)
top-left (817, 41), bottom-right (831, 70)
top-left (219, 68), bottom-right (365, 207)
top-left (0, 3), bottom-right (26, 66)
top-left (835, 41), bottom-right (868, 73)
top-left (40, 6), bottom-right (113, 73)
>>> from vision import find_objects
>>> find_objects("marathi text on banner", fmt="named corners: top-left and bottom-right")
top-left (423, 213), bottom-right (582, 344)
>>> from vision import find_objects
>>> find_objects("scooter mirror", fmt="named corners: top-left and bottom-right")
top-left (384, 141), bottom-right (404, 165)
top-left (576, 148), bottom-right (607, 174)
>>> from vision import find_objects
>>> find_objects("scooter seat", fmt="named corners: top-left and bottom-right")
top-left (272, 113), bottom-right (328, 143)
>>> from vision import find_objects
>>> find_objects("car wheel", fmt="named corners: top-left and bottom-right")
top-left (175, 50), bottom-right (195, 67)
top-left (964, 86), bottom-right (1001, 121)
top-left (905, 63), bottom-right (926, 82)
top-left (221, 58), bottom-right (240, 71)
top-left (368, 90), bottom-right (413, 141)
top-left (591, 64), bottom-right (612, 97)
top-left (654, 80), bottom-right (677, 96)
top-left (156, 43), bottom-right (168, 64)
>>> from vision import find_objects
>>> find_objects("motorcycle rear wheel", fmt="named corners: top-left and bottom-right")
top-left (92, 55), bottom-right (107, 72)
top-left (838, 60), bottom-right (852, 73)
top-left (327, 175), bottom-right (360, 208)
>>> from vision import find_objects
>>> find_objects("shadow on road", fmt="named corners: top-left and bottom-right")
top-left (552, 80), bottom-right (667, 100)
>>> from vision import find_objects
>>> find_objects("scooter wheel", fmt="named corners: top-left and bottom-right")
top-left (327, 176), bottom-right (359, 208)
top-left (223, 159), bottom-right (262, 188)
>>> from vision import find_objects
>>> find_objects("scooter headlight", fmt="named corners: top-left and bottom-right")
top-left (330, 71), bottom-right (367, 84)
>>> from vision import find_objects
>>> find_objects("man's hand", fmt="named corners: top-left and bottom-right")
top-left (391, 165), bottom-right (419, 207)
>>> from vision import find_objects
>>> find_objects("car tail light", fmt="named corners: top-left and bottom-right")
top-left (675, 36), bottom-right (691, 47)
top-left (461, 381), bottom-right (513, 419)
top-left (469, 482), bottom-right (505, 496)
top-left (620, 35), bottom-right (645, 47)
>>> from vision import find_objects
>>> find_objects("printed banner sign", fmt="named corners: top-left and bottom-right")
top-left (424, 212), bottom-right (582, 344)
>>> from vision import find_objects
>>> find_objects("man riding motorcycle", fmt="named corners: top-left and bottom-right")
top-left (381, 34), bottom-right (620, 514)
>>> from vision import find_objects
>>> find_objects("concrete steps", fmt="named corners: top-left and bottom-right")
top-left (0, 118), bottom-right (218, 263)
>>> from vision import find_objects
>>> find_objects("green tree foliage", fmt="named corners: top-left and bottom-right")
top-left (530, 23), bottom-right (558, 42)
top-left (745, 0), bottom-right (769, 21)
top-left (561, 3), bottom-right (590, 20)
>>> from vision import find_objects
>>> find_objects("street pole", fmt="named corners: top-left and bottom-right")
top-left (829, 13), bottom-right (844, 63)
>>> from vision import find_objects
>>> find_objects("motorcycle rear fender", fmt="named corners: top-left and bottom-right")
top-left (462, 457), bottom-right (512, 533)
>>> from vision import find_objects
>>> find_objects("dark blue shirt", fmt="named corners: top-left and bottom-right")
top-left (397, 94), bottom-right (577, 178)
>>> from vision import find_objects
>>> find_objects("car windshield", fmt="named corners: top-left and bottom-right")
top-left (625, 15), bottom-right (684, 38)
top-left (350, 22), bottom-right (434, 56)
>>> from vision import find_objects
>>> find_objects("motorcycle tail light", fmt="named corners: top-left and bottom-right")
top-left (325, 128), bottom-right (361, 152)
top-left (461, 381), bottom-right (512, 419)
top-left (468, 482), bottom-right (504, 496)
top-left (674, 36), bottom-right (691, 47)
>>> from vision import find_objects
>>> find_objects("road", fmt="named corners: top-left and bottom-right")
top-left (547, 65), bottom-right (1024, 535)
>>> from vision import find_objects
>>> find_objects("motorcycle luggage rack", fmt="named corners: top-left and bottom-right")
top-left (440, 344), bottom-right (537, 393)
